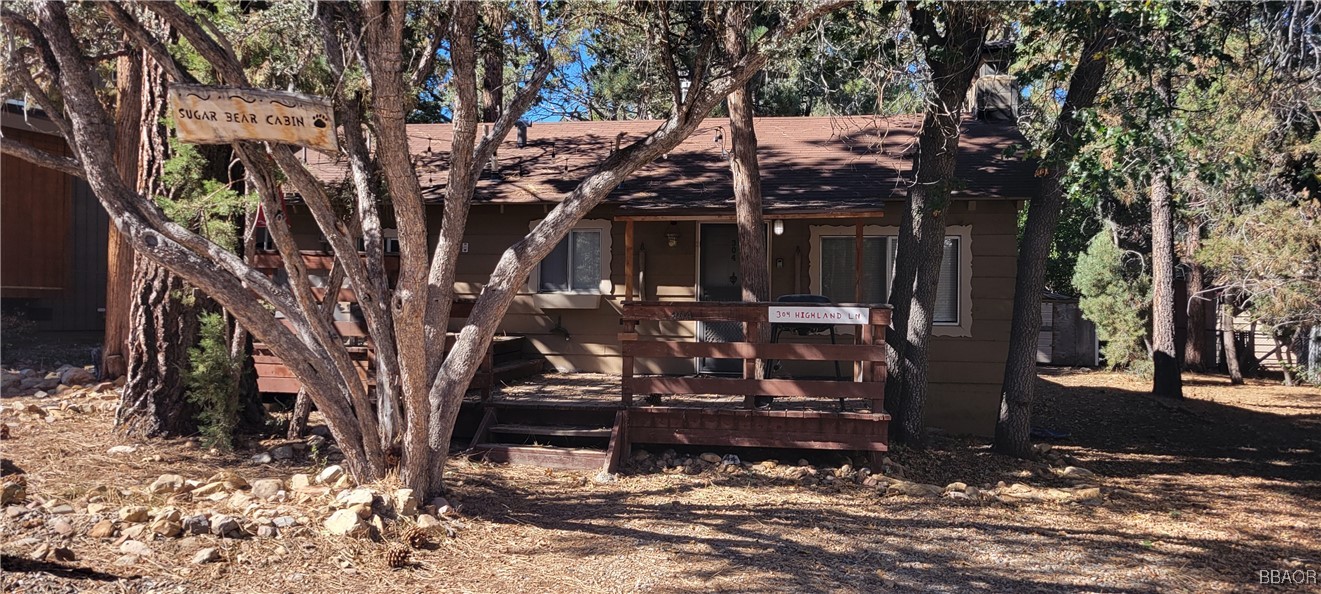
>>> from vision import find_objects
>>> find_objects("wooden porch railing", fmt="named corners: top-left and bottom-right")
top-left (619, 301), bottom-right (891, 410)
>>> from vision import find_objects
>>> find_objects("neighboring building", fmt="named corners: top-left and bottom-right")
top-left (274, 114), bottom-right (1032, 436)
top-left (1038, 291), bottom-right (1098, 367)
top-left (1, 104), bottom-right (108, 333)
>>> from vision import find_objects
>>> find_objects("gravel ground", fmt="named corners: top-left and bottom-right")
top-left (1, 368), bottom-right (1317, 593)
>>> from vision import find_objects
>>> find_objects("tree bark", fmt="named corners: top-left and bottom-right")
top-left (1183, 219), bottom-right (1207, 372)
top-left (725, 5), bottom-right (770, 385)
top-left (993, 23), bottom-right (1114, 458)
top-left (1150, 167), bottom-right (1183, 398)
top-left (889, 5), bottom-right (991, 447)
top-left (117, 256), bottom-right (201, 437)
top-left (1221, 301), bottom-right (1243, 385)
top-left (103, 43), bottom-right (143, 380)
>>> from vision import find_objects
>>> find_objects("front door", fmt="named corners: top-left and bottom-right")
top-left (698, 223), bottom-right (744, 374)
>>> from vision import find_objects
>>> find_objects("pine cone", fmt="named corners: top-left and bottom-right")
top-left (402, 526), bottom-right (429, 549)
top-left (383, 544), bottom-right (410, 568)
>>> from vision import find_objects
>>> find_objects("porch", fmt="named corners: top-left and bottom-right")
top-left (459, 300), bottom-right (892, 474)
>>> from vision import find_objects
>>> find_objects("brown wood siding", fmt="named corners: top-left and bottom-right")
top-left (2, 127), bottom-right (72, 299)
top-left (276, 198), bottom-right (1021, 435)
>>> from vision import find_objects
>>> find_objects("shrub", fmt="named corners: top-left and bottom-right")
top-left (186, 312), bottom-right (241, 450)
top-left (1073, 228), bottom-right (1152, 372)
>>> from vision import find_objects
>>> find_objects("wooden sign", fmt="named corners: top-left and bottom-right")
top-left (768, 305), bottom-right (869, 324)
top-left (168, 84), bottom-right (338, 152)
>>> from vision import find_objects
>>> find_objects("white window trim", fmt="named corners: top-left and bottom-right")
top-left (525, 219), bottom-right (613, 309)
top-left (808, 224), bottom-right (973, 337)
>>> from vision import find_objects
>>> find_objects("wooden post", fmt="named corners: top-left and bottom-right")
top-left (743, 320), bottom-right (761, 409)
top-left (854, 221), bottom-right (864, 302)
top-left (619, 318), bottom-right (638, 406)
top-left (624, 219), bottom-right (635, 302)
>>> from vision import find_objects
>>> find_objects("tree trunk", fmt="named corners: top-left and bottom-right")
top-left (725, 6), bottom-right (770, 385)
top-left (1221, 301), bottom-right (1243, 385)
top-left (1150, 167), bottom-right (1183, 398)
top-left (993, 24), bottom-right (1114, 458)
top-left (888, 5), bottom-right (991, 447)
top-left (1183, 219), bottom-right (1207, 372)
top-left (117, 256), bottom-right (202, 437)
top-left (102, 44), bottom-right (143, 380)
top-left (287, 388), bottom-right (314, 438)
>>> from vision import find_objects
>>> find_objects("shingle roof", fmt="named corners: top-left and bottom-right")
top-left (302, 114), bottom-right (1033, 214)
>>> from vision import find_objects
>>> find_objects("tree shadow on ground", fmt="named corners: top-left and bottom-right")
top-left (444, 371), bottom-right (1319, 592)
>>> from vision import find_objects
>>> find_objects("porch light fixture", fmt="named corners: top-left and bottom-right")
top-left (666, 223), bottom-right (680, 248)
top-left (773, 219), bottom-right (784, 236)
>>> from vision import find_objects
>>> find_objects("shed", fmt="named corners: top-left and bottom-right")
top-left (1039, 291), bottom-right (1098, 367)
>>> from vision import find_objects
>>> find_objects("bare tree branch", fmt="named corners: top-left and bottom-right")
top-left (0, 138), bottom-right (84, 178)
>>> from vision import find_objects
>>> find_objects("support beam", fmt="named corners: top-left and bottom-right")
top-left (624, 219), bottom-right (635, 301)
top-left (854, 221), bottom-right (864, 302)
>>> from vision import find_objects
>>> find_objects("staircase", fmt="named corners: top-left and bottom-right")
top-left (466, 402), bottom-right (627, 473)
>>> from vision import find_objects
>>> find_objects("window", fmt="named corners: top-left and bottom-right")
top-left (810, 225), bottom-right (971, 334)
top-left (254, 227), bottom-right (276, 252)
top-left (820, 236), bottom-right (888, 304)
top-left (539, 229), bottom-right (602, 293)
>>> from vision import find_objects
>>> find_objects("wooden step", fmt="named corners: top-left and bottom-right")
top-left (468, 444), bottom-right (607, 471)
top-left (489, 423), bottom-right (612, 438)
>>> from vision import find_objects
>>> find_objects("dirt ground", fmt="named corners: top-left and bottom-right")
top-left (1, 368), bottom-right (1318, 593)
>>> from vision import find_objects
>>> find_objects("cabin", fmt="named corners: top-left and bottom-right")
top-left (1, 103), bottom-right (109, 335)
top-left (258, 114), bottom-right (1033, 470)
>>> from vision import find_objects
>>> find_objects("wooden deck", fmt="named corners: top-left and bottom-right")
top-left (465, 300), bottom-right (893, 473)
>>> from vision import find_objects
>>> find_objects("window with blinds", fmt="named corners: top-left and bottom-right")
top-left (818, 235), bottom-right (961, 324)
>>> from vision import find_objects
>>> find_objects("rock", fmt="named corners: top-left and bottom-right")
top-left (593, 471), bottom-right (617, 484)
top-left (885, 481), bottom-right (942, 498)
top-left (836, 464), bottom-right (853, 477)
top-left (271, 445), bottom-right (294, 461)
top-left (183, 514), bottom-right (210, 535)
top-left (150, 519), bottom-right (182, 538)
top-left (1033, 443), bottom-right (1053, 455)
top-left (154, 508), bottom-right (182, 523)
top-left (343, 488), bottom-right (374, 507)
top-left (210, 514), bottom-right (241, 538)
top-left (33, 390), bottom-right (49, 399)
top-left (191, 482), bottom-right (227, 497)
top-left (85, 502), bottom-right (109, 515)
top-left (369, 514), bottom-right (385, 535)
top-left (348, 503), bottom-right (373, 520)
top-left (272, 516), bottom-right (296, 529)
top-left (257, 525), bottom-right (278, 538)
top-left (88, 519), bottom-right (116, 538)
top-left (1072, 486), bottom-right (1103, 503)
top-left (148, 474), bottom-right (186, 495)
top-left (121, 524), bottom-right (149, 540)
top-left (250, 479), bottom-right (284, 500)
top-left (699, 452), bottom-right (721, 464)
top-left (59, 367), bottom-right (95, 386)
top-left (51, 547), bottom-right (75, 561)
top-left (91, 381), bottom-right (115, 393)
top-left (722, 454), bottom-right (742, 466)
top-left (393, 489), bottom-right (418, 516)
top-left (1056, 466), bottom-right (1098, 482)
top-left (944, 482), bottom-right (968, 493)
top-left (289, 474), bottom-right (311, 490)
top-left (415, 514), bottom-right (442, 530)
top-left (51, 519), bottom-right (74, 536)
top-left (315, 465), bottom-right (344, 485)
top-left (206, 471), bottom-right (249, 490)
top-left (30, 543), bottom-right (51, 561)
top-left (107, 445), bottom-right (138, 455)
top-left (324, 509), bottom-right (365, 536)
top-left (45, 503), bottom-right (74, 515)
top-left (945, 490), bottom-right (971, 501)
top-left (118, 506), bottom-right (149, 523)
top-left (114, 554), bottom-right (139, 566)
top-left (120, 540), bottom-right (152, 557)
top-left (192, 547), bottom-right (221, 564)
top-left (250, 452), bottom-right (273, 464)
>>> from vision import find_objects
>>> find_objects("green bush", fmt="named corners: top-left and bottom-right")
top-left (186, 312), bottom-right (241, 450)
top-left (1073, 228), bottom-right (1152, 372)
